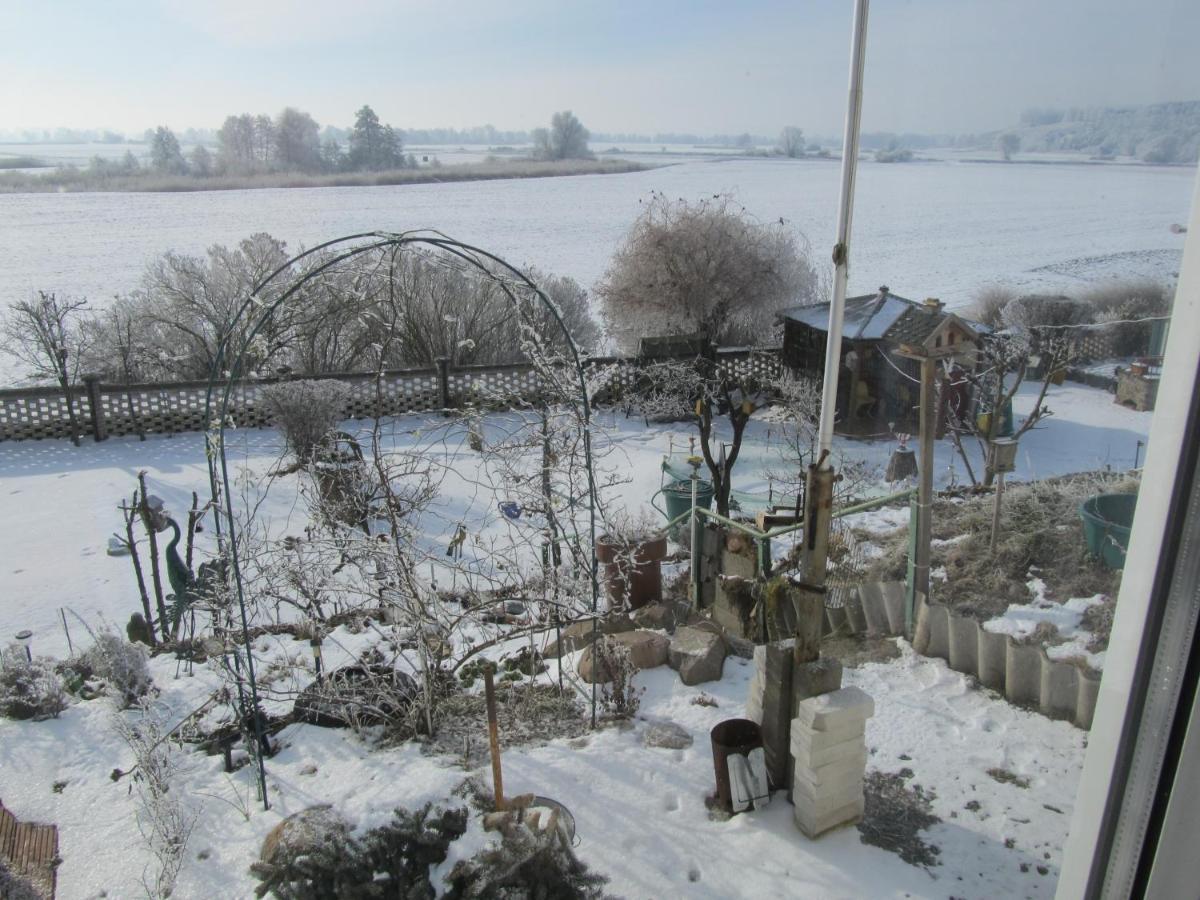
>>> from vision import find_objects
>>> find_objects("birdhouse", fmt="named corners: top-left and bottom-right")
top-left (989, 438), bottom-right (1019, 474)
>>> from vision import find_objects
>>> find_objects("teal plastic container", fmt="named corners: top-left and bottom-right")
top-left (1079, 493), bottom-right (1137, 569)
top-left (663, 478), bottom-right (714, 523)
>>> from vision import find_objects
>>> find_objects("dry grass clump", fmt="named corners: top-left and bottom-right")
top-left (422, 682), bottom-right (586, 765)
top-left (863, 472), bottom-right (1135, 623)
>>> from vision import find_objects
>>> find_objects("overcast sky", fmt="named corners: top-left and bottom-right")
top-left (2, 0), bottom-right (1198, 138)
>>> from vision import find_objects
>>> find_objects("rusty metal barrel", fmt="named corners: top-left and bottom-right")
top-left (710, 717), bottom-right (765, 812)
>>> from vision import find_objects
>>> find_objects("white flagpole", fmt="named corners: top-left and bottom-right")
top-left (816, 0), bottom-right (871, 463)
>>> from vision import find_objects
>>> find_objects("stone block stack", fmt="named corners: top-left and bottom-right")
top-left (790, 686), bottom-right (874, 838)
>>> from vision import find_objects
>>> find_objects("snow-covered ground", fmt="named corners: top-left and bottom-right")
top-left (0, 633), bottom-right (1085, 899)
top-left (0, 379), bottom-right (1150, 898)
top-left (0, 380), bottom-right (1152, 659)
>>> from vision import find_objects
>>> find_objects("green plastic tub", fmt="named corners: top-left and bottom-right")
top-left (1079, 493), bottom-right (1137, 569)
top-left (662, 478), bottom-right (714, 523)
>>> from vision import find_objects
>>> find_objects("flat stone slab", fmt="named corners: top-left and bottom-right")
top-left (794, 791), bottom-right (865, 839)
top-left (668, 625), bottom-right (727, 686)
top-left (642, 721), bottom-right (694, 749)
top-left (793, 686), bottom-right (874, 732)
top-left (791, 730), bottom-right (867, 771)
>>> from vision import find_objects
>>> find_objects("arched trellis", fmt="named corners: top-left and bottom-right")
top-left (201, 230), bottom-right (603, 809)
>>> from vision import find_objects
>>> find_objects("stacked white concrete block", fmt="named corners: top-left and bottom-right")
top-left (790, 686), bottom-right (874, 838)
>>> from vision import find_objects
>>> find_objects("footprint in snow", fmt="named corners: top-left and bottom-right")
top-left (663, 794), bottom-right (680, 812)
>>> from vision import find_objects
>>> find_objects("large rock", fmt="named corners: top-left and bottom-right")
top-left (576, 630), bottom-right (668, 683)
top-left (642, 721), bottom-right (694, 749)
top-left (631, 603), bottom-right (676, 631)
top-left (259, 805), bottom-right (350, 868)
top-left (668, 626), bottom-right (727, 686)
top-left (613, 630), bottom-right (669, 669)
top-left (545, 615), bottom-right (635, 658)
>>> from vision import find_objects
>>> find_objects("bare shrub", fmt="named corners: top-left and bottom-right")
top-left (260, 379), bottom-right (350, 461)
top-left (0, 644), bottom-right (67, 720)
top-left (598, 192), bottom-right (820, 352)
top-left (1079, 280), bottom-right (1172, 357)
top-left (967, 286), bottom-right (1015, 330)
top-left (84, 631), bottom-right (152, 707)
top-left (594, 636), bottom-right (642, 720)
top-left (114, 701), bottom-right (195, 899)
top-left (1001, 294), bottom-right (1092, 330)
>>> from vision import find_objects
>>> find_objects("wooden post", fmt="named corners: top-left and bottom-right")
top-left (795, 463), bottom-right (835, 667)
top-left (905, 494), bottom-right (919, 637)
top-left (436, 357), bottom-right (452, 410)
top-left (914, 356), bottom-right (936, 607)
top-left (483, 664), bottom-right (505, 810)
top-left (989, 471), bottom-right (1006, 555)
top-left (83, 374), bottom-right (106, 442)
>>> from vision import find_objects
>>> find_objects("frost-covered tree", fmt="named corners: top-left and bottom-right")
top-left (598, 192), bottom-right (820, 352)
top-left (532, 111), bottom-right (591, 160)
top-left (2, 291), bottom-right (89, 444)
top-left (188, 144), bottom-right (213, 177)
top-left (348, 104), bottom-right (405, 171)
top-left (998, 132), bottom-right (1020, 161)
top-left (274, 107), bottom-right (323, 173)
top-left (148, 126), bottom-right (187, 174)
top-left (778, 126), bottom-right (806, 158)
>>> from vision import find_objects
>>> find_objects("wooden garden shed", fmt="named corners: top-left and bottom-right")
top-left (778, 286), bottom-right (983, 434)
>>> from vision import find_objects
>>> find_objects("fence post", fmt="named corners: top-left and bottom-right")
top-left (436, 357), bottom-right (452, 409)
top-left (83, 374), bottom-right (106, 442)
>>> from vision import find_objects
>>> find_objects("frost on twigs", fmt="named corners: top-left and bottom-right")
top-left (114, 700), bottom-right (195, 899)
top-left (0, 643), bottom-right (67, 720)
top-left (260, 379), bottom-right (350, 463)
top-left (84, 630), bottom-right (153, 708)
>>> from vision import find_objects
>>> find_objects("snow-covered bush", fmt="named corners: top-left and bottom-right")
top-left (261, 379), bottom-right (350, 462)
top-left (85, 631), bottom-right (152, 707)
top-left (0, 644), bottom-right (67, 720)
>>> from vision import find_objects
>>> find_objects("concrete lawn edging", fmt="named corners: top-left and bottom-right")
top-left (827, 581), bottom-right (1100, 730)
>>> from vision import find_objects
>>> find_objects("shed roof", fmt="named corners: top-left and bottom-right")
top-left (779, 291), bottom-right (987, 344)
top-left (779, 292), bottom-right (917, 341)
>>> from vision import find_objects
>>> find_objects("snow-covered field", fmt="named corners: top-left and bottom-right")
top-left (0, 379), bottom-right (1151, 898)
top-left (0, 156), bottom-right (1191, 317)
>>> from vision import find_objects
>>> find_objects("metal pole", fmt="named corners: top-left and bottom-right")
top-left (690, 471), bottom-right (702, 609)
top-left (914, 356), bottom-right (936, 606)
top-left (816, 0), bottom-right (871, 461)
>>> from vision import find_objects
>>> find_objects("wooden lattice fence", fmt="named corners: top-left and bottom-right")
top-left (0, 349), bottom-right (784, 443)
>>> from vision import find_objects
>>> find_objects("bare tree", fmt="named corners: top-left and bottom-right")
top-left (778, 126), bottom-right (806, 158)
top-left (598, 192), bottom-right (820, 353)
top-left (2, 291), bottom-right (90, 445)
top-left (632, 356), bottom-right (769, 517)
top-left (998, 132), bottom-right (1020, 161)
top-left (532, 111), bottom-right (591, 161)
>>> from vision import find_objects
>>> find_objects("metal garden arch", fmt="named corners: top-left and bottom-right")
top-left (201, 230), bottom-right (603, 808)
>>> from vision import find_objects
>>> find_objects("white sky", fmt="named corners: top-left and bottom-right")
top-left (1, 0), bottom-right (1198, 137)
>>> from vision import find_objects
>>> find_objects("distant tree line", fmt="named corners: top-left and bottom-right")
top-left (1001, 101), bottom-right (1200, 164)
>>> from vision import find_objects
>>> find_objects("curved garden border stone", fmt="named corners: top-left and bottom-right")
top-left (820, 581), bottom-right (1100, 729)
